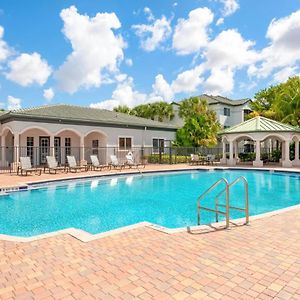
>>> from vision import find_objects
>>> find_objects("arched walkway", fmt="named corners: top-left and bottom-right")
top-left (84, 130), bottom-right (108, 163)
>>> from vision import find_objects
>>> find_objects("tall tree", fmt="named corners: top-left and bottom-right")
top-left (113, 105), bottom-right (131, 114)
top-left (249, 76), bottom-right (300, 126)
top-left (176, 97), bottom-right (221, 147)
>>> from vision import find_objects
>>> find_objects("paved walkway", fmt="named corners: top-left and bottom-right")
top-left (0, 207), bottom-right (299, 299)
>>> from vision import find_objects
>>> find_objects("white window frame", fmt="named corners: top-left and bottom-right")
top-left (118, 136), bottom-right (133, 151)
top-left (152, 137), bottom-right (165, 154)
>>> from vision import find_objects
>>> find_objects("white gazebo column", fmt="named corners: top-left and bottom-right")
top-left (253, 140), bottom-right (263, 167)
top-left (282, 140), bottom-right (292, 168)
top-left (220, 140), bottom-right (227, 164)
top-left (234, 141), bottom-right (239, 162)
top-left (80, 135), bottom-right (85, 165)
top-left (50, 134), bottom-right (55, 156)
top-left (228, 140), bottom-right (236, 166)
top-left (293, 140), bottom-right (300, 166)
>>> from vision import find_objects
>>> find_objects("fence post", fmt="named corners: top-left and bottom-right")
top-left (169, 146), bottom-right (172, 164)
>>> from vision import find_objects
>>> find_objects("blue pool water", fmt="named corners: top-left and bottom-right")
top-left (0, 170), bottom-right (299, 237)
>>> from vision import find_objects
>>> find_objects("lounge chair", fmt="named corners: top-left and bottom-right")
top-left (67, 155), bottom-right (88, 172)
top-left (205, 154), bottom-right (216, 165)
top-left (190, 154), bottom-right (203, 165)
top-left (18, 157), bottom-right (42, 176)
top-left (109, 155), bottom-right (125, 170)
top-left (46, 156), bottom-right (67, 174)
top-left (90, 155), bottom-right (110, 171)
top-left (125, 154), bottom-right (145, 169)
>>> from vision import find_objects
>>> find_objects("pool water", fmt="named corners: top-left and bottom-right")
top-left (0, 170), bottom-right (299, 237)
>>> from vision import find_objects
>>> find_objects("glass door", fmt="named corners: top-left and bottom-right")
top-left (39, 137), bottom-right (50, 165)
top-left (54, 137), bottom-right (61, 164)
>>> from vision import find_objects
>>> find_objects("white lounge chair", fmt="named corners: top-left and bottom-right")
top-left (46, 156), bottom-right (67, 174)
top-left (109, 155), bottom-right (125, 170)
top-left (90, 155), bottom-right (110, 171)
top-left (18, 157), bottom-right (42, 176)
top-left (125, 154), bottom-right (145, 169)
top-left (67, 156), bottom-right (87, 172)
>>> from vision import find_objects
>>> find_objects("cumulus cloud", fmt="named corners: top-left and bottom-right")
top-left (7, 95), bottom-right (21, 110)
top-left (132, 8), bottom-right (172, 52)
top-left (6, 52), bottom-right (52, 86)
top-left (172, 7), bottom-right (214, 55)
top-left (204, 68), bottom-right (234, 94)
top-left (151, 74), bottom-right (174, 102)
top-left (55, 6), bottom-right (125, 94)
top-left (90, 77), bottom-right (147, 110)
top-left (0, 26), bottom-right (11, 62)
top-left (125, 58), bottom-right (133, 66)
top-left (43, 88), bottom-right (54, 101)
top-left (273, 66), bottom-right (299, 83)
top-left (249, 9), bottom-right (300, 80)
top-left (220, 0), bottom-right (239, 17)
top-left (171, 65), bottom-right (204, 93)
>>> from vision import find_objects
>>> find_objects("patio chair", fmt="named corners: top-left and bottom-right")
top-left (46, 156), bottom-right (67, 174)
top-left (190, 154), bottom-right (203, 165)
top-left (125, 154), bottom-right (145, 169)
top-left (109, 155), bottom-right (125, 170)
top-left (90, 155), bottom-right (110, 171)
top-left (67, 155), bottom-right (88, 172)
top-left (18, 157), bottom-right (42, 176)
top-left (205, 154), bottom-right (216, 165)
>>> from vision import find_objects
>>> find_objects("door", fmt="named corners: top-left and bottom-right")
top-left (39, 137), bottom-right (50, 165)
top-left (54, 137), bottom-right (61, 164)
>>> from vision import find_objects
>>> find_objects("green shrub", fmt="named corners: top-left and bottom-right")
top-left (146, 154), bottom-right (189, 164)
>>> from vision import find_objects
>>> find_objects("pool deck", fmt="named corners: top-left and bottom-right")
top-left (0, 164), bottom-right (300, 299)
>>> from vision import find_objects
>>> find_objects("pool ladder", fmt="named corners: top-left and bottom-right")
top-left (197, 176), bottom-right (249, 228)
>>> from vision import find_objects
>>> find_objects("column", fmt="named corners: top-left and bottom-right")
top-left (1, 135), bottom-right (6, 165)
top-left (293, 140), bottom-right (300, 166)
top-left (220, 140), bottom-right (227, 164)
top-left (80, 135), bottom-right (85, 165)
top-left (282, 140), bottom-right (292, 168)
top-left (228, 140), bottom-right (236, 166)
top-left (14, 133), bottom-right (20, 167)
top-left (50, 134), bottom-right (55, 156)
top-left (253, 140), bottom-right (263, 167)
top-left (234, 141), bottom-right (239, 161)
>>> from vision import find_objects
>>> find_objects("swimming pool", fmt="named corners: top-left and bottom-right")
top-left (0, 169), bottom-right (300, 237)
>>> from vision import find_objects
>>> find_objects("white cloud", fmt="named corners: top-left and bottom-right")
top-left (171, 65), bottom-right (204, 93)
top-left (125, 58), bottom-right (133, 66)
top-left (204, 67), bottom-right (234, 94)
top-left (43, 88), bottom-right (54, 101)
top-left (7, 95), bottom-right (21, 110)
top-left (216, 18), bottom-right (224, 26)
top-left (6, 52), bottom-right (52, 86)
top-left (151, 74), bottom-right (174, 102)
top-left (132, 12), bottom-right (172, 52)
top-left (144, 7), bottom-right (154, 22)
top-left (220, 0), bottom-right (239, 17)
top-left (249, 10), bottom-right (300, 80)
top-left (90, 77), bottom-right (147, 110)
top-left (172, 7), bottom-right (214, 55)
top-left (273, 66), bottom-right (299, 83)
top-left (0, 26), bottom-right (11, 62)
top-left (55, 6), bottom-right (125, 94)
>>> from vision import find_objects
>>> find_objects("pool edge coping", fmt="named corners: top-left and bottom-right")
top-left (1, 204), bottom-right (300, 243)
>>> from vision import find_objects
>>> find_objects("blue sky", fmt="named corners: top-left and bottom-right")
top-left (0, 0), bottom-right (299, 110)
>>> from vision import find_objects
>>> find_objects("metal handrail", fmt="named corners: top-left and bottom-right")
top-left (197, 178), bottom-right (230, 228)
top-left (215, 176), bottom-right (249, 224)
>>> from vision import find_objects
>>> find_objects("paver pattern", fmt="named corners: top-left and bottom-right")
top-left (0, 207), bottom-right (299, 299)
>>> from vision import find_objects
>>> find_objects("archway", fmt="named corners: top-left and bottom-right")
top-left (0, 127), bottom-right (14, 166)
top-left (54, 129), bottom-right (81, 165)
top-left (232, 135), bottom-right (255, 165)
top-left (84, 130), bottom-right (108, 164)
top-left (260, 134), bottom-right (285, 165)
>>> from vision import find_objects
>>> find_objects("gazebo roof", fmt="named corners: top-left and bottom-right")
top-left (220, 116), bottom-right (300, 135)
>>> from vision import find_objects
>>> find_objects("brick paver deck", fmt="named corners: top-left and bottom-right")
top-left (0, 207), bottom-right (299, 299)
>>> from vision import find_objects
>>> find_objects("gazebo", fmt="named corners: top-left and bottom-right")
top-left (220, 116), bottom-right (300, 167)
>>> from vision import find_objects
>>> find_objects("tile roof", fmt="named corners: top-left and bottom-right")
top-left (221, 116), bottom-right (300, 134)
top-left (0, 104), bottom-right (177, 130)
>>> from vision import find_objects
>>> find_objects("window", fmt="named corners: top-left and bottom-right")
top-left (225, 143), bottom-right (230, 152)
top-left (153, 138), bottom-right (164, 153)
top-left (92, 139), bottom-right (99, 155)
top-left (224, 107), bottom-right (231, 116)
top-left (119, 137), bottom-right (132, 150)
top-left (243, 109), bottom-right (252, 121)
top-left (65, 137), bottom-right (71, 157)
top-left (27, 137), bottom-right (34, 162)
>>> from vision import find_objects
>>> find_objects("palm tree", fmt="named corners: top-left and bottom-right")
top-left (113, 105), bottom-right (131, 114)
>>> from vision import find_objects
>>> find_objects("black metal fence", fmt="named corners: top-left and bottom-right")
top-left (0, 146), bottom-right (223, 173)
